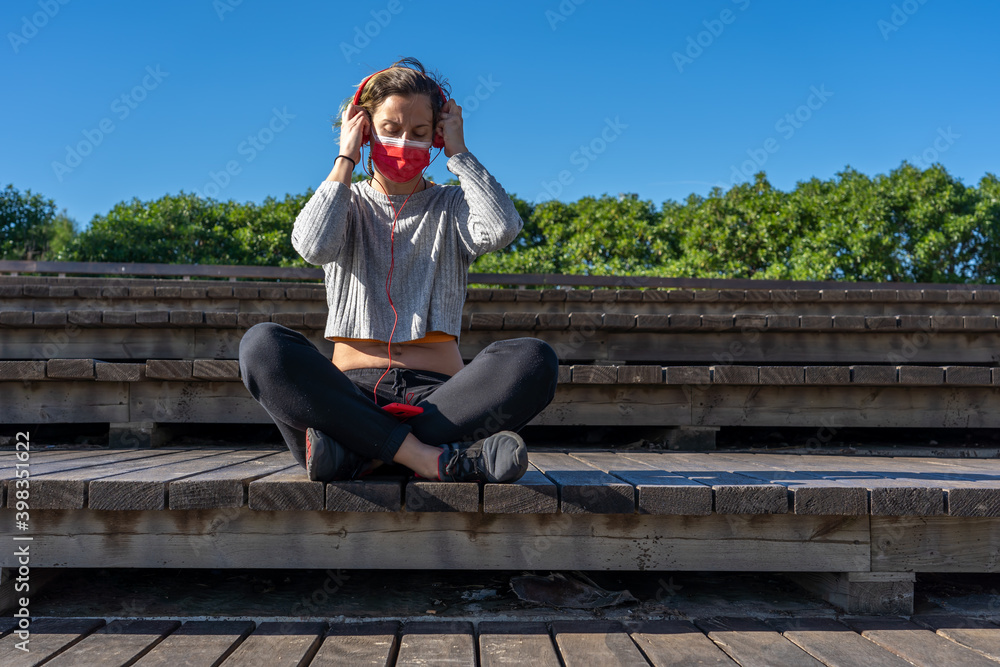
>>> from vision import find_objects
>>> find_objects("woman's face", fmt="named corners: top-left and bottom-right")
top-left (370, 93), bottom-right (435, 144)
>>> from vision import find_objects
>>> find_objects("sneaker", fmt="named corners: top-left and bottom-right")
top-left (437, 431), bottom-right (528, 483)
top-left (305, 427), bottom-right (367, 482)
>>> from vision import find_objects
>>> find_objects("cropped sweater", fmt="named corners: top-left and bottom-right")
top-left (291, 152), bottom-right (523, 343)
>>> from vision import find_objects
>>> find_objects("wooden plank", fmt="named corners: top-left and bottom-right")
top-left (758, 366), bottom-right (804, 384)
top-left (470, 312), bottom-right (504, 330)
top-left (528, 452), bottom-right (635, 514)
top-left (701, 453), bottom-right (868, 515)
top-left (550, 621), bottom-right (650, 667)
top-left (482, 466), bottom-right (558, 514)
top-left (769, 617), bottom-right (913, 667)
top-left (0, 617), bottom-right (106, 666)
top-left (29, 449), bottom-right (233, 510)
top-left (695, 616), bottom-right (825, 666)
top-left (215, 621), bottom-right (326, 667)
top-left (945, 366), bottom-right (992, 385)
top-left (132, 620), bottom-right (255, 667)
top-left (46, 358), bottom-right (94, 378)
top-left (804, 365), bottom-right (850, 384)
top-left (43, 620), bottom-right (181, 667)
top-left (910, 615), bottom-right (1000, 661)
top-left (0, 361), bottom-right (44, 380)
top-left (88, 450), bottom-right (272, 510)
top-left (571, 365), bottom-right (618, 384)
top-left (713, 366), bottom-right (758, 384)
top-left (872, 516), bottom-right (1000, 572)
top-left (617, 365), bottom-right (662, 384)
top-left (845, 617), bottom-right (999, 667)
top-left (503, 312), bottom-right (537, 329)
top-left (621, 452), bottom-right (788, 514)
top-left (192, 359), bottom-right (240, 380)
top-left (146, 359), bottom-right (194, 380)
top-left (8, 510), bottom-right (870, 571)
top-left (326, 477), bottom-right (404, 512)
top-left (479, 622), bottom-right (561, 667)
top-left (396, 621), bottom-right (475, 667)
top-left (787, 571), bottom-right (914, 614)
top-left (570, 451), bottom-right (713, 515)
top-left (95, 360), bottom-right (146, 381)
top-left (311, 621), bottom-right (399, 667)
top-left (248, 466), bottom-right (325, 510)
top-left (405, 479), bottom-right (479, 512)
top-left (629, 620), bottom-right (738, 666)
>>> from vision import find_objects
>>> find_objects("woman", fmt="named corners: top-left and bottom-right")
top-left (238, 58), bottom-right (558, 484)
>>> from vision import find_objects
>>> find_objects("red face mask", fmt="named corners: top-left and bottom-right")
top-left (370, 133), bottom-right (431, 183)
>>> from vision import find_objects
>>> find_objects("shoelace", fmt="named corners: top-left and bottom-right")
top-left (443, 445), bottom-right (480, 479)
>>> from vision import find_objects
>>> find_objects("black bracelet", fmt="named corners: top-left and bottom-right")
top-left (336, 155), bottom-right (356, 170)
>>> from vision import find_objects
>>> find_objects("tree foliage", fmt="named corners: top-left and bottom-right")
top-left (4, 161), bottom-right (998, 282)
top-left (1, 184), bottom-right (76, 261)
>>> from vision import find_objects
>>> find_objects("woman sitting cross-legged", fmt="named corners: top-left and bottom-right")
top-left (238, 57), bottom-right (558, 484)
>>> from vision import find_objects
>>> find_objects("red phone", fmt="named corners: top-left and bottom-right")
top-left (383, 402), bottom-right (424, 419)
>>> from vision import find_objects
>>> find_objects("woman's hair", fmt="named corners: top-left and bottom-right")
top-left (332, 57), bottom-right (450, 175)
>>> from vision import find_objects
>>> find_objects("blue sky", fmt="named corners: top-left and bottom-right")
top-left (2, 0), bottom-right (998, 230)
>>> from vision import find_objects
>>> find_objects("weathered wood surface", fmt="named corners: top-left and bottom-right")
top-left (0, 617), bottom-right (106, 666)
top-left (481, 466), bottom-right (559, 514)
top-left (7, 617), bottom-right (1000, 666)
top-left (845, 616), bottom-right (1000, 667)
top-left (131, 620), bottom-right (255, 667)
top-left (169, 452), bottom-right (294, 510)
top-left (26, 449), bottom-right (242, 510)
top-left (527, 452), bottom-right (635, 514)
top-left (698, 452), bottom-right (869, 515)
top-left (396, 621), bottom-right (476, 667)
top-left (787, 571), bottom-right (915, 615)
top-left (910, 615), bottom-right (1000, 661)
top-left (210, 621), bottom-right (326, 667)
top-left (248, 466), bottom-right (324, 511)
top-left (627, 620), bottom-right (738, 666)
top-left (695, 616), bottom-right (825, 666)
top-left (312, 621), bottom-right (400, 667)
top-left (871, 516), bottom-right (1000, 572)
top-left (769, 617), bottom-right (914, 667)
top-left (42, 619), bottom-right (181, 667)
top-left (478, 622), bottom-right (561, 667)
top-left (569, 451), bottom-right (713, 515)
top-left (550, 621), bottom-right (650, 667)
top-left (2, 509), bottom-right (870, 570)
top-left (88, 450), bottom-right (275, 511)
top-left (620, 452), bottom-right (789, 514)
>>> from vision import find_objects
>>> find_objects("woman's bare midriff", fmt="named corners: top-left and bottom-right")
top-left (332, 339), bottom-right (466, 377)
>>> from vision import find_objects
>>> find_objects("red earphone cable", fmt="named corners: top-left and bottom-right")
top-left (369, 146), bottom-right (443, 403)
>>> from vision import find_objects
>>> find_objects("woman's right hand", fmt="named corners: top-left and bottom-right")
top-left (339, 104), bottom-right (369, 164)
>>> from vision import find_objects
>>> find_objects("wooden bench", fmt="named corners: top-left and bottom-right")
top-left (2, 615), bottom-right (999, 665)
top-left (4, 447), bottom-right (1000, 615)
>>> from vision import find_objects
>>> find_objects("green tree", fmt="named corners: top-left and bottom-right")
top-left (0, 184), bottom-right (78, 261)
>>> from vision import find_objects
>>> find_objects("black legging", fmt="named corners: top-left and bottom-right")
top-left (238, 322), bottom-right (559, 468)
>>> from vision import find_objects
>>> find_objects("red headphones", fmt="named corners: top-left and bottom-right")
top-left (353, 67), bottom-right (447, 149)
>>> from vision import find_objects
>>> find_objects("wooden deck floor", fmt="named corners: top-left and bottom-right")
top-left (2, 615), bottom-right (999, 666)
top-left (4, 447), bottom-right (1000, 516)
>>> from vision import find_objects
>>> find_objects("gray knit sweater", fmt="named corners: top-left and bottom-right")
top-left (291, 152), bottom-right (523, 343)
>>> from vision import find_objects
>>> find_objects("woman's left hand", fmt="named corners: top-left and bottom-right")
top-left (437, 99), bottom-right (468, 158)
